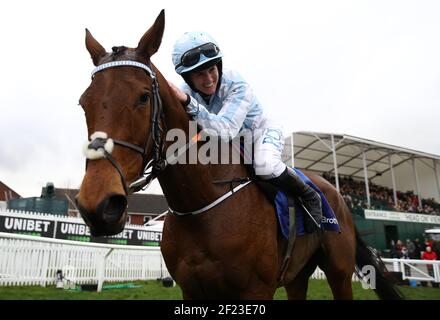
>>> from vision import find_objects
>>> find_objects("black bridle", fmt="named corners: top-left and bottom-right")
top-left (84, 60), bottom-right (167, 195)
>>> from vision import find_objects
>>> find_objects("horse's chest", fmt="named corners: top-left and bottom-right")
top-left (162, 239), bottom-right (251, 295)
top-left (177, 252), bottom-right (250, 298)
top-left (178, 249), bottom-right (226, 278)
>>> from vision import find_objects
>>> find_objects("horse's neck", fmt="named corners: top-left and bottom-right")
top-left (156, 71), bottom-right (248, 212)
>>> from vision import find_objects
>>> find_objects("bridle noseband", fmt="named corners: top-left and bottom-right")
top-left (84, 60), bottom-right (167, 195)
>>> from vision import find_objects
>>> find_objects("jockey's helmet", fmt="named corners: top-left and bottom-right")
top-left (172, 31), bottom-right (223, 75)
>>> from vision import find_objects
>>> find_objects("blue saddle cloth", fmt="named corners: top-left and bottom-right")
top-left (274, 168), bottom-right (341, 238)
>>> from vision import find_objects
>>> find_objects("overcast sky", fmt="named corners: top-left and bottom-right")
top-left (0, 0), bottom-right (439, 197)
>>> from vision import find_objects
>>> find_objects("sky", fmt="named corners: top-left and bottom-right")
top-left (0, 0), bottom-right (439, 198)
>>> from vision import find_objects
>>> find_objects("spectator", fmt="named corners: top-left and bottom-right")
top-left (413, 238), bottom-right (423, 259)
top-left (389, 240), bottom-right (398, 258)
top-left (395, 240), bottom-right (403, 257)
top-left (424, 239), bottom-right (434, 252)
top-left (422, 246), bottom-right (438, 288)
top-left (399, 245), bottom-right (410, 259)
top-left (406, 239), bottom-right (416, 259)
top-left (399, 245), bottom-right (411, 277)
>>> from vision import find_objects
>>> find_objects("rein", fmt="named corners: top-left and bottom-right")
top-left (83, 60), bottom-right (252, 215)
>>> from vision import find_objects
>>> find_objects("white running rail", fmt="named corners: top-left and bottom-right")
top-left (0, 233), bottom-right (169, 292)
top-left (310, 259), bottom-right (440, 284)
top-left (1, 209), bottom-right (439, 291)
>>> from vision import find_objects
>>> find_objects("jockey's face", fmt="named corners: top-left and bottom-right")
top-left (189, 65), bottom-right (218, 96)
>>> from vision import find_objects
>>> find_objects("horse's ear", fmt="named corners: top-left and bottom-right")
top-left (137, 9), bottom-right (165, 58)
top-left (85, 29), bottom-right (107, 66)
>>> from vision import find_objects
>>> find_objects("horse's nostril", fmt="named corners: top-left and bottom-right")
top-left (99, 195), bottom-right (127, 224)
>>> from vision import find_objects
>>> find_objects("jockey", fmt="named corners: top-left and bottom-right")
top-left (168, 31), bottom-right (323, 229)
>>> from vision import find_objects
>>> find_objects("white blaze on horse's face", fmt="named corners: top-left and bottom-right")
top-left (76, 10), bottom-right (166, 237)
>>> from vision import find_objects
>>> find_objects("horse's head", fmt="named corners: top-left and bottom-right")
top-left (76, 11), bottom-right (165, 236)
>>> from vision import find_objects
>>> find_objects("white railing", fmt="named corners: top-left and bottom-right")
top-left (2, 231), bottom-right (439, 292)
top-left (1, 209), bottom-right (439, 291)
top-left (0, 233), bottom-right (169, 291)
top-left (310, 259), bottom-right (440, 284)
top-left (382, 258), bottom-right (440, 283)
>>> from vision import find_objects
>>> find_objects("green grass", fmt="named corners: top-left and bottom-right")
top-left (0, 280), bottom-right (439, 300)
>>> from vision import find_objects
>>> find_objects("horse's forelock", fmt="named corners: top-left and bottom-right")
top-left (111, 46), bottom-right (128, 55)
top-left (95, 47), bottom-right (140, 65)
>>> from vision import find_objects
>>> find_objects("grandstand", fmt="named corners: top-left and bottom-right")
top-left (282, 132), bottom-right (440, 252)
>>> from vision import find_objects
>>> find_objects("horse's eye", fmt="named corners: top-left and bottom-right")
top-left (139, 92), bottom-right (150, 105)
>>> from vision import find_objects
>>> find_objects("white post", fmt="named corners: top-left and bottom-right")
top-left (389, 155), bottom-right (398, 206)
top-left (434, 160), bottom-right (440, 202)
top-left (362, 150), bottom-right (371, 208)
top-left (331, 134), bottom-right (340, 192)
top-left (434, 261), bottom-right (440, 283)
top-left (393, 260), bottom-right (400, 272)
top-left (97, 253), bottom-right (105, 293)
top-left (412, 158), bottom-right (422, 208)
top-left (97, 248), bottom-right (114, 292)
top-left (290, 132), bottom-right (295, 168)
top-left (400, 261), bottom-right (406, 280)
top-left (40, 246), bottom-right (50, 287)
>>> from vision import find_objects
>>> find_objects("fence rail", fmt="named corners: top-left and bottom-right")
top-left (310, 258), bottom-right (440, 285)
top-left (0, 233), bottom-right (169, 291)
top-left (382, 258), bottom-right (440, 283)
top-left (1, 209), bottom-right (439, 291)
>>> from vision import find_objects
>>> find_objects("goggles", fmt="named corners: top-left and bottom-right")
top-left (176, 43), bottom-right (220, 69)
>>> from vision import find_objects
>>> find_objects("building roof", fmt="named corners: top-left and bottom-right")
top-left (126, 193), bottom-right (168, 215)
top-left (282, 131), bottom-right (440, 180)
top-left (55, 188), bottom-right (168, 215)
top-left (0, 181), bottom-right (21, 201)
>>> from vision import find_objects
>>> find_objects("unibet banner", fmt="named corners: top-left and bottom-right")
top-left (55, 221), bottom-right (162, 246)
top-left (0, 213), bottom-right (161, 247)
top-left (0, 215), bottom-right (55, 238)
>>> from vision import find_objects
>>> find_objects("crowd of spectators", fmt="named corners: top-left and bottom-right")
top-left (320, 173), bottom-right (440, 287)
top-left (388, 238), bottom-right (439, 260)
top-left (322, 173), bottom-right (440, 215)
top-left (388, 238), bottom-right (439, 287)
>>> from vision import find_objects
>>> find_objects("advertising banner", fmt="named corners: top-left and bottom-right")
top-left (0, 212), bottom-right (161, 247)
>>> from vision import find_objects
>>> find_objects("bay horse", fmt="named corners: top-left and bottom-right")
top-left (76, 10), bottom-right (403, 300)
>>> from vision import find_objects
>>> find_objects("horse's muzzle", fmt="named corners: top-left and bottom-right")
top-left (99, 194), bottom-right (127, 224)
top-left (76, 194), bottom-right (127, 237)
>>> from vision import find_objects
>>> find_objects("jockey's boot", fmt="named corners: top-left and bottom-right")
top-left (269, 167), bottom-right (323, 232)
